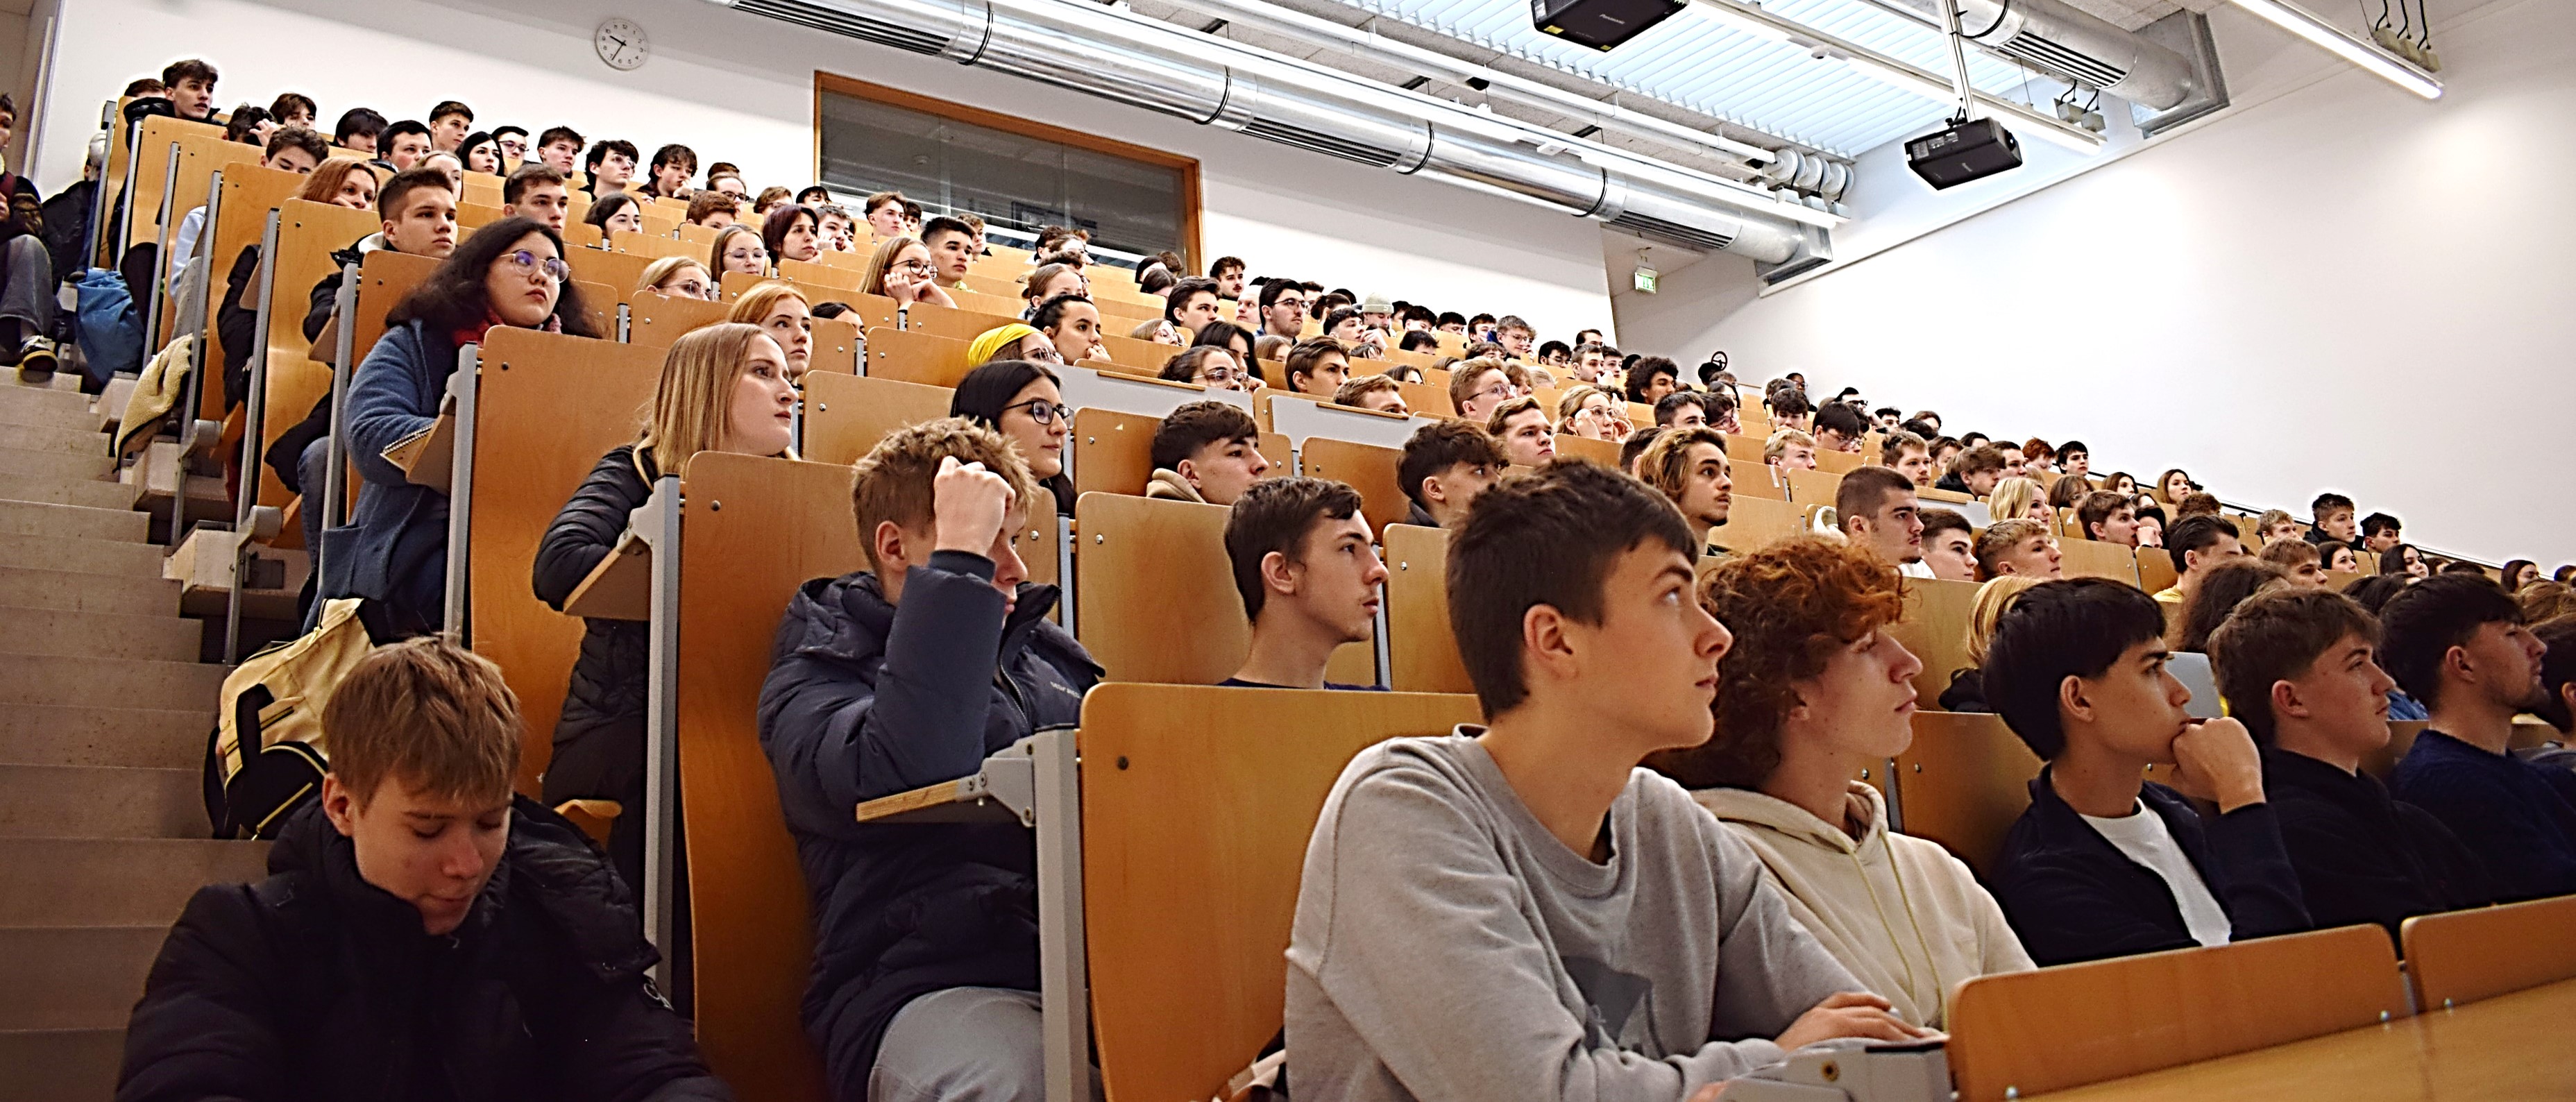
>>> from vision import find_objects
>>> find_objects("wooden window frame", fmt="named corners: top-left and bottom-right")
top-left (813, 71), bottom-right (1204, 269)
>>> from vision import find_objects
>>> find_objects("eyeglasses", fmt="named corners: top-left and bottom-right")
top-left (1022, 346), bottom-right (1066, 364)
top-left (1004, 398), bottom-right (1072, 425)
top-left (893, 260), bottom-right (938, 277)
top-left (1198, 366), bottom-right (1243, 384)
top-left (502, 250), bottom-right (569, 282)
top-left (1475, 382), bottom-right (1518, 403)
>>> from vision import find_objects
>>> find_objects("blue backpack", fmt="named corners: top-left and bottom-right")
top-left (74, 266), bottom-right (142, 385)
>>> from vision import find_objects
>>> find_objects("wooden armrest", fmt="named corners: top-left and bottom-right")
top-left (553, 799), bottom-right (622, 847)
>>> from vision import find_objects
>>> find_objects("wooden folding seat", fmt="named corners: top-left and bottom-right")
top-left (460, 173), bottom-right (502, 207)
top-left (1887, 578), bottom-right (1981, 710)
top-left (456, 203), bottom-right (505, 231)
top-left (1721, 432), bottom-right (1767, 467)
top-left (628, 292), bottom-right (732, 349)
top-left (348, 251), bottom-right (443, 369)
top-left (1713, 496), bottom-right (1819, 554)
top-left (191, 161), bottom-right (310, 421)
top-left (2403, 893), bottom-right (2576, 1009)
top-left (1919, 486), bottom-right (1973, 505)
top-left (1890, 711), bottom-right (2042, 879)
top-left (677, 223), bottom-right (720, 247)
top-left (670, 452), bottom-right (859, 1102)
top-left (1091, 296), bottom-right (1162, 323)
top-left (1072, 493), bottom-right (1374, 685)
top-left (2136, 546), bottom-right (2178, 592)
top-left (777, 257), bottom-right (865, 291)
top-left (247, 201), bottom-right (381, 507)
top-left (564, 222), bottom-right (604, 250)
top-left (1947, 924), bottom-right (2407, 1101)
top-left (958, 273), bottom-right (1016, 299)
top-left (609, 230), bottom-right (693, 260)
top-left (947, 288), bottom-right (1023, 319)
top-left (802, 372), bottom-right (954, 466)
top-left (1551, 434), bottom-right (1618, 469)
top-left (1783, 466), bottom-right (1841, 505)
top-left (1097, 332), bottom-right (1176, 371)
top-left (1298, 438), bottom-right (1407, 534)
top-left (1814, 448), bottom-right (1865, 475)
top-left (2059, 539), bottom-right (2143, 586)
top-left (1070, 408), bottom-right (1160, 499)
top-left (122, 117), bottom-right (230, 257)
top-left (1264, 393), bottom-right (1424, 452)
top-left (638, 208), bottom-right (681, 237)
top-left (1081, 684), bottom-right (1481, 1102)
top-left (863, 326), bottom-right (974, 388)
top-left (565, 248), bottom-right (657, 296)
top-left (888, 300), bottom-right (1025, 344)
top-left (459, 328), bottom-right (663, 788)
top-left (1382, 522), bottom-right (1472, 694)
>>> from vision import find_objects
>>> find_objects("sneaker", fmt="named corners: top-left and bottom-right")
top-left (16, 335), bottom-right (56, 384)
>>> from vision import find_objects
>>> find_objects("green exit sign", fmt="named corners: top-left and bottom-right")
top-left (1633, 266), bottom-right (1659, 294)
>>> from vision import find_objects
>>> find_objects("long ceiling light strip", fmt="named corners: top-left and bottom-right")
top-left (2223, 0), bottom-right (2443, 99)
top-left (1687, 0), bottom-right (2106, 153)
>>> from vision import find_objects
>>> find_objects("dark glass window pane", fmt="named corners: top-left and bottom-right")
top-left (817, 87), bottom-right (1184, 262)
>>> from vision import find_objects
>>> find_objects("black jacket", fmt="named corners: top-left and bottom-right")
top-left (2262, 747), bottom-right (2491, 944)
top-left (1933, 472), bottom-right (1969, 495)
top-left (534, 444), bottom-right (660, 746)
top-left (755, 554), bottom-right (1099, 1095)
top-left (303, 238), bottom-right (367, 344)
top-left (217, 244), bottom-right (261, 409)
top-left (1937, 668), bottom-right (1991, 713)
top-left (1992, 766), bottom-right (2311, 967)
top-left (118, 798), bottom-right (728, 1102)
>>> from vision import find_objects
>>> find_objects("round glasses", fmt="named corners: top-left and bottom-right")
top-left (1004, 398), bottom-right (1073, 425)
top-left (502, 250), bottom-right (569, 283)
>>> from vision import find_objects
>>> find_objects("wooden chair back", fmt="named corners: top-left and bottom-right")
top-left (1396, 380), bottom-right (1453, 418)
top-left (128, 120), bottom-right (230, 256)
top-left (1297, 438), bottom-right (1407, 536)
top-left (2402, 892), bottom-right (2576, 1008)
top-left (886, 300), bottom-right (1024, 344)
top-left (1888, 578), bottom-right (1982, 709)
top-left (1783, 466), bottom-right (1841, 505)
top-left (1551, 434), bottom-right (1618, 469)
top-left (195, 162), bottom-right (310, 420)
top-left (951, 288), bottom-right (1026, 319)
top-left (2137, 546), bottom-right (2178, 593)
top-left (465, 328), bottom-right (661, 788)
top-left (864, 325), bottom-right (975, 388)
top-left (1890, 711), bottom-right (2042, 879)
top-left (609, 230), bottom-right (695, 260)
top-left (350, 251), bottom-right (442, 367)
top-left (809, 316), bottom-right (862, 375)
top-left (1081, 684), bottom-right (1482, 1102)
top-left (629, 292), bottom-right (732, 349)
top-left (261, 199), bottom-right (379, 362)
top-left (455, 203), bottom-right (506, 232)
top-left (1715, 496), bottom-right (1817, 553)
top-left (565, 247), bottom-right (657, 296)
top-left (1947, 924), bottom-right (2407, 1101)
top-left (675, 453), bottom-right (861, 1102)
top-left (1814, 448), bottom-right (1866, 475)
top-left (1731, 461), bottom-right (1789, 502)
top-left (1383, 523), bottom-right (1472, 694)
top-left (778, 257), bottom-right (865, 291)
top-left (2059, 539), bottom-right (2142, 586)
top-left (1071, 407), bottom-right (1159, 499)
top-left (1071, 493), bottom-right (1373, 685)
top-left (802, 372), bottom-right (954, 466)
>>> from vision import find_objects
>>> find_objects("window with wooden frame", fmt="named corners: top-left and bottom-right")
top-left (815, 73), bottom-right (1202, 268)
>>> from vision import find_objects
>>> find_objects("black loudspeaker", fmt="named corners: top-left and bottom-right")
top-left (1906, 117), bottom-right (2024, 190)
top-left (1531, 0), bottom-right (1686, 51)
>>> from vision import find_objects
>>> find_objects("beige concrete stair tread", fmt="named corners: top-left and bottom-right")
top-left (0, 607), bottom-right (200, 663)
top-left (0, 764), bottom-right (205, 839)
top-left (0, 704), bottom-right (210, 770)
top-left (0, 566), bottom-right (183, 617)
top-left (0, 443), bottom-right (115, 482)
top-left (0, 838), bottom-right (267, 926)
top-left (0, 531), bottom-right (167, 578)
top-left (0, 1026), bottom-right (124, 1102)
top-left (0, 421), bottom-right (113, 455)
top-left (0, 925), bottom-right (169, 1031)
top-left (0, 498), bottom-right (149, 542)
top-left (0, 393), bottom-right (105, 432)
top-left (0, 652), bottom-right (230, 710)
top-left (0, 475), bottom-right (140, 511)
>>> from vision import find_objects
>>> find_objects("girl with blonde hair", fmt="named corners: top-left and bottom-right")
top-left (860, 235), bottom-right (958, 310)
top-left (533, 322), bottom-right (797, 888)
top-left (294, 155), bottom-right (379, 209)
top-left (710, 223), bottom-right (769, 278)
top-left (727, 282), bottom-right (813, 381)
top-left (1985, 477), bottom-right (2051, 528)
top-left (636, 255), bottom-right (715, 301)
top-left (1939, 575), bottom-right (2043, 711)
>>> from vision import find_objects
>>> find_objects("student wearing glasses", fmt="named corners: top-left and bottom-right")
top-left (862, 236), bottom-right (959, 310)
top-left (1446, 357), bottom-right (1523, 423)
top-left (968, 323), bottom-right (1063, 368)
top-left (711, 223), bottom-right (770, 278)
top-left (1557, 384), bottom-right (1633, 443)
top-left (330, 218), bottom-right (598, 634)
top-left (637, 255), bottom-right (716, 302)
top-left (1160, 344), bottom-right (1248, 391)
top-left (952, 359), bottom-right (1076, 516)
top-left (490, 125), bottom-right (530, 172)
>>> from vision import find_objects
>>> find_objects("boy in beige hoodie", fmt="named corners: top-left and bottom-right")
top-left (1649, 538), bottom-right (2033, 1028)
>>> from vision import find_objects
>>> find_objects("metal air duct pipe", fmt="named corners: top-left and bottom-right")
top-left (717, 0), bottom-right (1813, 261)
top-left (1877, 0), bottom-right (2200, 110)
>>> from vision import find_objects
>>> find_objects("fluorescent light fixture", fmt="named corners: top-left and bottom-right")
top-left (2225, 0), bottom-right (2443, 99)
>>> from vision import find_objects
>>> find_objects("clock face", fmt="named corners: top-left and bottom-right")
top-left (595, 17), bottom-right (648, 71)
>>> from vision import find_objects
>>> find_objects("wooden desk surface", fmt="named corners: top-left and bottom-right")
top-left (2033, 978), bottom-right (2576, 1101)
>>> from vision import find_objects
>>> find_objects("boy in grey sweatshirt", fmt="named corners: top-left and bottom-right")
top-left (1286, 461), bottom-right (1933, 1102)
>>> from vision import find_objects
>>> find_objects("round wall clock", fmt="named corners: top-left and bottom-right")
top-left (596, 17), bottom-right (650, 71)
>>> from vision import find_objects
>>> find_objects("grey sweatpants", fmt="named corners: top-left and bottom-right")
top-left (867, 987), bottom-right (1102, 1102)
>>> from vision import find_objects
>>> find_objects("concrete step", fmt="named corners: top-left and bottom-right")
top-left (0, 392), bottom-right (102, 432)
top-left (0, 652), bottom-right (229, 711)
top-left (0, 704), bottom-right (208, 771)
top-left (0, 532), bottom-right (165, 579)
top-left (1, 607), bottom-right (200, 663)
top-left (1, 368), bottom-right (87, 393)
top-left (0, 926), bottom-right (167, 1031)
top-left (0, 838), bottom-right (266, 926)
top-left (0, 1026), bottom-right (122, 1102)
top-left (0, 500), bottom-right (149, 543)
top-left (0, 473), bottom-right (139, 512)
top-left (0, 765), bottom-right (204, 840)
top-left (0, 443), bottom-right (114, 483)
top-left (0, 566), bottom-right (181, 618)
top-left (0, 378), bottom-right (95, 408)
top-left (0, 421), bottom-right (110, 455)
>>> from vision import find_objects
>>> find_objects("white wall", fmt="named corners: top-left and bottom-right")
top-left (1616, 0), bottom-right (2575, 565)
top-left (35, 0), bottom-right (1614, 337)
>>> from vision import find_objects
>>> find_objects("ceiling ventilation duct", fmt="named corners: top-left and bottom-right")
top-left (1876, 0), bottom-right (2198, 110)
top-left (716, 0), bottom-right (1813, 264)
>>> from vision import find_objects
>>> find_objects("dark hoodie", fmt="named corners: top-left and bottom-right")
top-left (118, 797), bottom-right (726, 1102)
top-left (755, 551), bottom-right (1099, 1097)
top-left (2262, 747), bottom-right (2492, 943)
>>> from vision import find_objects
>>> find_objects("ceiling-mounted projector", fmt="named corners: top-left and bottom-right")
top-left (1906, 117), bottom-right (2022, 189)
top-left (1531, 0), bottom-right (1685, 50)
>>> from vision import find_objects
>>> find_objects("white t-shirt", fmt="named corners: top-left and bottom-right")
top-left (2079, 799), bottom-right (2231, 947)
top-left (1898, 560), bottom-right (1934, 579)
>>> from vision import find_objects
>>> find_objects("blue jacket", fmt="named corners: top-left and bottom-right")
top-left (1992, 766), bottom-right (2311, 967)
top-left (2263, 747), bottom-right (2491, 945)
top-left (321, 319), bottom-right (457, 630)
top-left (755, 552), bottom-right (1098, 1096)
top-left (2390, 730), bottom-right (2576, 903)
